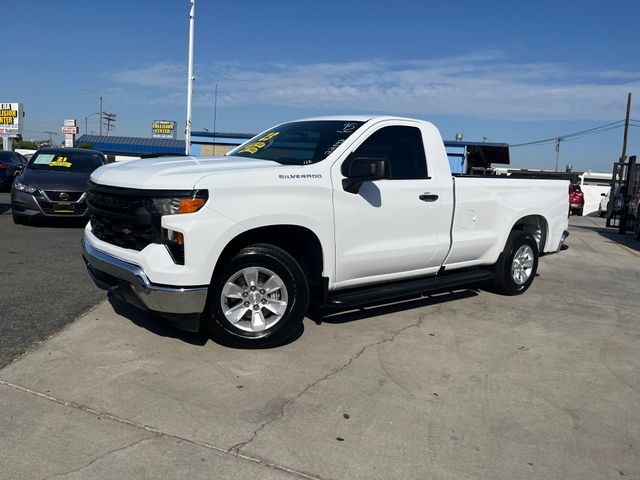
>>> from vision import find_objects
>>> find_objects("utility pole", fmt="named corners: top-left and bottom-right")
top-left (44, 131), bottom-right (57, 146)
top-left (617, 93), bottom-right (633, 234)
top-left (99, 96), bottom-right (103, 136)
top-left (185, 0), bottom-right (196, 155)
top-left (554, 138), bottom-right (561, 172)
top-left (102, 113), bottom-right (116, 136)
top-left (621, 92), bottom-right (632, 161)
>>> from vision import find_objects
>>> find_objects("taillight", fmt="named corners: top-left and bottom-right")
top-left (0, 164), bottom-right (6, 169)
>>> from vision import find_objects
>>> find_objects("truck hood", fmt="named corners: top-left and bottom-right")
top-left (90, 155), bottom-right (282, 189)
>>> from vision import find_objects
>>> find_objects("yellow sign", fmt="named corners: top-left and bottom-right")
top-left (239, 132), bottom-right (280, 154)
top-left (49, 156), bottom-right (72, 168)
top-left (152, 120), bottom-right (177, 139)
top-left (0, 109), bottom-right (16, 125)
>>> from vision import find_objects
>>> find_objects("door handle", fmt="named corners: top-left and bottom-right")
top-left (419, 193), bottom-right (439, 202)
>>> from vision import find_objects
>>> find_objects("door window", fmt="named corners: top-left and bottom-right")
top-left (347, 126), bottom-right (428, 180)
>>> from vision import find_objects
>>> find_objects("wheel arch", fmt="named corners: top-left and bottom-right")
top-left (510, 214), bottom-right (549, 252)
top-left (212, 224), bottom-right (325, 299)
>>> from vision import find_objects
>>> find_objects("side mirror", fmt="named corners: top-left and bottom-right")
top-left (342, 156), bottom-right (389, 194)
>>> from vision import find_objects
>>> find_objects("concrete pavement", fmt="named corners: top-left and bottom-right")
top-left (1, 216), bottom-right (639, 479)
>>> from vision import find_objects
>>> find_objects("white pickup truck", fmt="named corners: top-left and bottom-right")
top-left (82, 116), bottom-right (569, 346)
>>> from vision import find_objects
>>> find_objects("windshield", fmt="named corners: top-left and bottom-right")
top-left (28, 151), bottom-right (104, 172)
top-left (229, 120), bottom-right (365, 165)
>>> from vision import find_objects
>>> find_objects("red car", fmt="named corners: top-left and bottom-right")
top-left (569, 184), bottom-right (584, 216)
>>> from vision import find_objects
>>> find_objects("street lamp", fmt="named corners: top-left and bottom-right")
top-left (85, 112), bottom-right (100, 135)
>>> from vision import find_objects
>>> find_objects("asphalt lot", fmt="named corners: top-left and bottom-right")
top-left (1, 214), bottom-right (639, 479)
top-left (0, 192), bottom-right (104, 368)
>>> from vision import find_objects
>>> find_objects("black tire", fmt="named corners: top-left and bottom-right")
top-left (634, 216), bottom-right (640, 241)
top-left (204, 244), bottom-right (309, 348)
top-left (12, 212), bottom-right (24, 225)
top-left (599, 209), bottom-right (606, 218)
top-left (575, 208), bottom-right (583, 217)
top-left (489, 231), bottom-right (539, 296)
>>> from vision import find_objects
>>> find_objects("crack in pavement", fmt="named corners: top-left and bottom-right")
top-left (43, 434), bottom-right (159, 480)
top-left (227, 313), bottom-right (427, 455)
top-left (0, 380), bottom-right (324, 480)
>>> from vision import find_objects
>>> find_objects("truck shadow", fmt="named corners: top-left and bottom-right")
top-left (570, 223), bottom-right (640, 253)
top-left (107, 294), bottom-right (305, 348)
top-left (108, 295), bottom-right (209, 346)
top-left (309, 288), bottom-right (479, 325)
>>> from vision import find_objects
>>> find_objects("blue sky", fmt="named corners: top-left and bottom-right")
top-left (6, 0), bottom-right (640, 171)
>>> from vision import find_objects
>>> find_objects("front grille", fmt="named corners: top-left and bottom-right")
top-left (44, 191), bottom-right (84, 202)
top-left (86, 182), bottom-right (201, 263)
top-left (87, 185), bottom-right (156, 251)
top-left (90, 212), bottom-right (153, 250)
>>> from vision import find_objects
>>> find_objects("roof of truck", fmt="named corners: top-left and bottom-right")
top-left (296, 115), bottom-right (424, 123)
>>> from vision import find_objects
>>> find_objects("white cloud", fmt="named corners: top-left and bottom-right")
top-left (105, 54), bottom-right (640, 121)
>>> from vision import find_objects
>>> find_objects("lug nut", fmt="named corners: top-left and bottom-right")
top-left (260, 289), bottom-right (265, 294)
top-left (253, 305), bottom-right (259, 310)
top-left (261, 299), bottom-right (267, 304)
top-left (251, 286), bottom-right (256, 291)
top-left (244, 302), bottom-right (250, 307)
top-left (242, 292), bottom-right (248, 297)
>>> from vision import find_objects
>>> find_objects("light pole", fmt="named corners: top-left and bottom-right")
top-left (185, 0), bottom-right (195, 155)
top-left (81, 89), bottom-right (104, 135)
top-left (85, 112), bottom-right (100, 135)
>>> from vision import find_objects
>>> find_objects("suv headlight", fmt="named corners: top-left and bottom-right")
top-left (14, 181), bottom-right (38, 194)
top-left (151, 190), bottom-right (208, 215)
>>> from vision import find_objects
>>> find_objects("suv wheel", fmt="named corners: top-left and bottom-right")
top-left (489, 231), bottom-right (539, 295)
top-left (204, 244), bottom-right (308, 347)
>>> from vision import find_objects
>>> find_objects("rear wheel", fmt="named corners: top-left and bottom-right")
top-left (489, 231), bottom-right (539, 295)
top-left (634, 216), bottom-right (640, 241)
top-left (204, 244), bottom-right (308, 347)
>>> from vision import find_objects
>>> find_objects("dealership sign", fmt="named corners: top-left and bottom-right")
top-left (152, 120), bottom-right (177, 139)
top-left (0, 102), bottom-right (23, 136)
top-left (62, 119), bottom-right (77, 147)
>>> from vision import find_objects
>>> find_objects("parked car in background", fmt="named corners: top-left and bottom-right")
top-left (11, 148), bottom-right (107, 224)
top-left (598, 187), bottom-right (623, 217)
top-left (0, 151), bottom-right (28, 190)
top-left (569, 184), bottom-right (584, 216)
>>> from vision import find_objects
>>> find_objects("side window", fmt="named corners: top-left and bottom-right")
top-left (350, 126), bottom-right (428, 180)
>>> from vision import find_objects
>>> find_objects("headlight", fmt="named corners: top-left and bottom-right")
top-left (14, 181), bottom-right (38, 194)
top-left (151, 191), bottom-right (208, 216)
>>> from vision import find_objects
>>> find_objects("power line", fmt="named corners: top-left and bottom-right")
top-left (510, 120), bottom-right (626, 147)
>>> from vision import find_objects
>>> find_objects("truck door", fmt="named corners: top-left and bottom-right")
top-left (331, 122), bottom-right (452, 288)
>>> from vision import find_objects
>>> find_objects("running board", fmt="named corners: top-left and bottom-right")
top-left (327, 269), bottom-right (494, 309)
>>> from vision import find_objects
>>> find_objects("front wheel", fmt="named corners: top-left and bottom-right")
top-left (204, 244), bottom-right (309, 347)
top-left (489, 231), bottom-right (539, 295)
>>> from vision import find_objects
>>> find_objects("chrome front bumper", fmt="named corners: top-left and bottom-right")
top-left (81, 239), bottom-right (208, 315)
